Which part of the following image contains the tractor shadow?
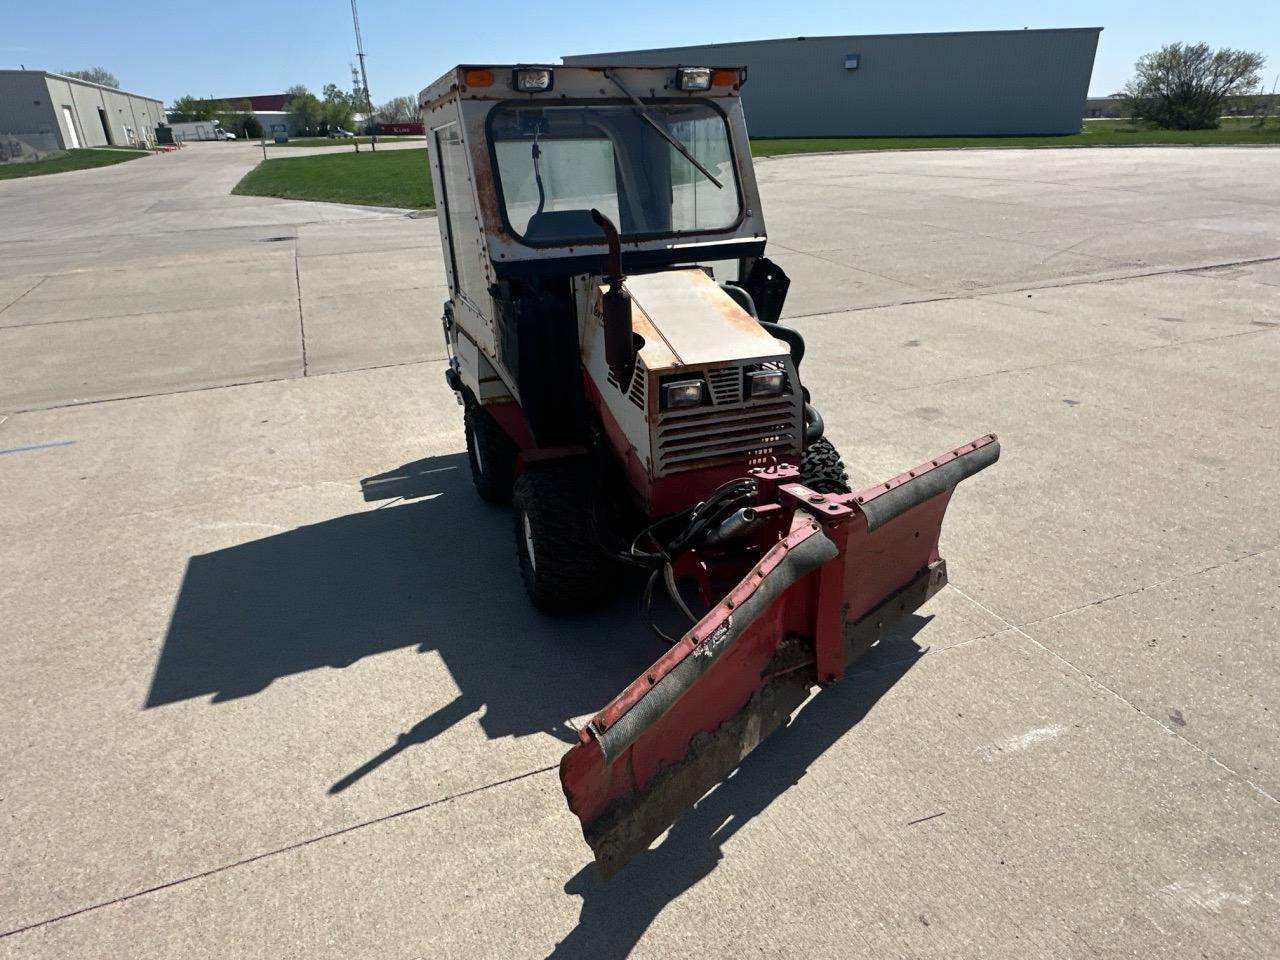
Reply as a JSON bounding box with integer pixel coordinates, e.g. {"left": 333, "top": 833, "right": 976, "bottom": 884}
{"left": 146, "top": 453, "right": 666, "bottom": 766}
{"left": 151, "top": 447, "right": 931, "bottom": 950}
{"left": 546, "top": 626, "right": 929, "bottom": 960}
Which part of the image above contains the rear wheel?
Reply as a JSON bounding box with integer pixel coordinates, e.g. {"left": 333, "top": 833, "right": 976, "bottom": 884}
{"left": 800, "top": 437, "right": 851, "bottom": 494}
{"left": 465, "top": 403, "right": 517, "bottom": 504}
{"left": 512, "top": 459, "right": 618, "bottom": 613}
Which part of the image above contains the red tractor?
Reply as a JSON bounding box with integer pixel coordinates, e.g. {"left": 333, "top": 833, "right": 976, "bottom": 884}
{"left": 420, "top": 63, "right": 998, "bottom": 876}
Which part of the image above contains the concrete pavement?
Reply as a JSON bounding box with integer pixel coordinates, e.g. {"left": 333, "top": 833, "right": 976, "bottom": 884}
{"left": 1, "top": 142, "right": 1278, "bottom": 958}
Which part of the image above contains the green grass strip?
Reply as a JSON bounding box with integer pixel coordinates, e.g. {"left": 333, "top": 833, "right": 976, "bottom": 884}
{"left": 0, "top": 148, "right": 147, "bottom": 180}
{"left": 232, "top": 148, "right": 434, "bottom": 208}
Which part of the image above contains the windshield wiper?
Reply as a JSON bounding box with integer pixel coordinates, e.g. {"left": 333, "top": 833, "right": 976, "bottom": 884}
{"left": 603, "top": 70, "right": 723, "bottom": 190}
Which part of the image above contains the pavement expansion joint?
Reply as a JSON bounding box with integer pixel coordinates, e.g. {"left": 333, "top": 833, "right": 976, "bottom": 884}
{"left": 1021, "top": 546, "right": 1280, "bottom": 630}
{"left": 0, "top": 763, "right": 560, "bottom": 942}
{"left": 866, "top": 324, "right": 1278, "bottom": 399}
{"left": 0, "top": 275, "right": 49, "bottom": 314}
{"left": 783, "top": 252, "right": 1280, "bottom": 323}
{"left": 294, "top": 243, "right": 309, "bottom": 376}
{"left": 948, "top": 584, "right": 1280, "bottom": 808}
{"left": 7, "top": 355, "right": 447, "bottom": 415}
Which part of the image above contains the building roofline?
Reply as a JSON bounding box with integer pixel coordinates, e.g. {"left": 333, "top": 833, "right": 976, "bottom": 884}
{"left": 566, "top": 26, "right": 1104, "bottom": 60}
{"left": 0, "top": 68, "right": 163, "bottom": 104}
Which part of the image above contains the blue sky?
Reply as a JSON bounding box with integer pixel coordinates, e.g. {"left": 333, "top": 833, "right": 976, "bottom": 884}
{"left": 4, "top": 1, "right": 1278, "bottom": 105}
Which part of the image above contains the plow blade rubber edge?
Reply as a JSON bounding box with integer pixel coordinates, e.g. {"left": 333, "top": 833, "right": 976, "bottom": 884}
{"left": 559, "top": 434, "right": 999, "bottom": 877}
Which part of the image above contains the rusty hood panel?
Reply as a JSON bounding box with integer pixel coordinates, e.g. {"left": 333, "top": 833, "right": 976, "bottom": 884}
{"left": 623, "top": 269, "right": 788, "bottom": 371}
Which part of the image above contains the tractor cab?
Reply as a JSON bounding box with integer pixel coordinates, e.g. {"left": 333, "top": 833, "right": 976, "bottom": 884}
{"left": 421, "top": 64, "right": 801, "bottom": 517}
{"left": 420, "top": 64, "right": 765, "bottom": 279}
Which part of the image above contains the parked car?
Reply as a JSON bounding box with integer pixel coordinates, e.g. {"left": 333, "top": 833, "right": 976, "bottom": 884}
{"left": 329, "top": 129, "right": 355, "bottom": 138}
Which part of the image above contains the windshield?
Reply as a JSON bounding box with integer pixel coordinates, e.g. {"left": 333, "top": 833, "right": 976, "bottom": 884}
{"left": 489, "top": 100, "right": 741, "bottom": 245}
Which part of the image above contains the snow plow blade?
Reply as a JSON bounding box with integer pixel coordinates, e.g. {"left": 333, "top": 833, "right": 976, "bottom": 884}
{"left": 560, "top": 434, "right": 999, "bottom": 877}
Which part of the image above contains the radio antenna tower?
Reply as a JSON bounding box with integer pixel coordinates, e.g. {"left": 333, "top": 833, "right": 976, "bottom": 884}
{"left": 349, "top": 0, "right": 376, "bottom": 149}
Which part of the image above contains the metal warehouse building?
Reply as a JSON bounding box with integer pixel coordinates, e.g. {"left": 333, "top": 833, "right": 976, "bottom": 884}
{"left": 0, "top": 70, "right": 165, "bottom": 159}
{"left": 565, "top": 28, "right": 1101, "bottom": 138}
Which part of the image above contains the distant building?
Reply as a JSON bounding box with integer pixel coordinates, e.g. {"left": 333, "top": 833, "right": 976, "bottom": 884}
{"left": 1085, "top": 96, "right": 1127, "bottom": 119}
{"left": 231, "top": 94, "right": 290, "bottom": 112}
{"left": 0, "top": 69, "right": 165, "bottom": 160}
{"left": 1085, "top": 92, "right": 1279, "bottom": 120}
{"left": 1225, "top": 92, "right": 1279, "bottom": 116}
{"left": 198, "top": 95, "right": 298, "bottom": 137}
{"left": 564, "top": 28, "right": 1102, "bottom": 138}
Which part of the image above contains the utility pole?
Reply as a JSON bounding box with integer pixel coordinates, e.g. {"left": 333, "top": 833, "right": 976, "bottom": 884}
{"left": 349, "top": 0, "right": 376, "bottom": 151}
{"left": 350, "top": 64, "right": 362, "bottom": 153}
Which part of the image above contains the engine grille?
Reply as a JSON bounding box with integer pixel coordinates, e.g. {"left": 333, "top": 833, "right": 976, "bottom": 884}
{"left": 654, "top": 395, "right": 800, "bottom": 473}
{"left": 608, "top": 363, "right": 647, "bottom": 410}
{"left": 706, "top": 367, "right": 742, "bottom": 405}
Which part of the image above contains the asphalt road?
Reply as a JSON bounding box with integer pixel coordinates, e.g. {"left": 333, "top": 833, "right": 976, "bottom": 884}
{"left": 1, "top": 141, "right": 1278, "bottom": 958}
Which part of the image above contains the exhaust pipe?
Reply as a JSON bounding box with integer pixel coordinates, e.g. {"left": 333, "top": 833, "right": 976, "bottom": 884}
{"left": 591, "top": 209, "right": 635, "bottom": 388}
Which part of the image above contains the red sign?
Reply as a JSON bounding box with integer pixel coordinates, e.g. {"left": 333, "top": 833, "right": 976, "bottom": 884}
{"left": 377, "top": 121, "right": 424, "bottom": 135}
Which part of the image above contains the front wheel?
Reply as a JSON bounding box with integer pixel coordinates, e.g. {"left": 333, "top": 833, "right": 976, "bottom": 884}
{"left": 464, "top": 403, "right": 517, "bottom": 504}
{"left": 800, "top": 437, "right": 851, "bottom": 494}
{"left": 512, "top": 459, "right": 618, "bottom": 613}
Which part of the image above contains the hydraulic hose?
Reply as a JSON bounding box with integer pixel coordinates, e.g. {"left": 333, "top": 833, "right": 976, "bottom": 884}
{"left": 759, "top": 319, "right": 805, "bottom": 370}
{"left": 720, "top": 283, "right": 806, "bottom": 370}
{"left": 803, "top": 402, "right": 825, "bottom": 445}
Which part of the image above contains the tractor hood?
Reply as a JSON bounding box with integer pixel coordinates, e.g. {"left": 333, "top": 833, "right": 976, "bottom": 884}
{"left": 621, "top": 269, "right": 788, "bottom": 372}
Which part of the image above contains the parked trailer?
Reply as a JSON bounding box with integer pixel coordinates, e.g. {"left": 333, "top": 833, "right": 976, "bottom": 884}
{"left": 167, "top": 121, "right": 232, "bottom": 142}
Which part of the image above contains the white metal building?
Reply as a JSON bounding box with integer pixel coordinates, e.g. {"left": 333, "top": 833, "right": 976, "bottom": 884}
{"left": 0, "top": 69, "right": 165, "bottom": 160}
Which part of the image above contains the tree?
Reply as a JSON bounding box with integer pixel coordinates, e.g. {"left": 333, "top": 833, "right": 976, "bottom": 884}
{"left": 322, "top": 83, "right": 352, "bottom": 108}
{"left": 320, "top": 99, "right": 354, "bottom": 133}
{"left": 318, "top": 84, "right": 355, "bottom": 132}
{"left": 1123, "top": 43, "right": 1265, "bottom": 129}
{"left": 63, "top": 67, "right": 119, "bottom": 87}
{"left": 169, "top": 95, "right": 219, "bottom": 122}
{"left": 285, "top": 85, "right": 323, "bottom": 134}
{"left": 375, "top": 95, "right": 418, "bottom": 123}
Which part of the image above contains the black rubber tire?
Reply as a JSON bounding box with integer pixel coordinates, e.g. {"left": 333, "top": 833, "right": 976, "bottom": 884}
{"left": 800, "top": 437, "right": 851, "bottom": 494}
{"left": 465, "top": 403, "right": 517, "bottom": 505}
{"left": 512, "top": 459, "right": 618, "bottom": 613}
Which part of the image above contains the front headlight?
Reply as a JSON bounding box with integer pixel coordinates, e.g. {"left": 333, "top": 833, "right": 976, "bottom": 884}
{"left": 676, "top": 67, "right": 712, "bottom": 91}
{"left": 747, "top": 369, "right": 786, "bottom": 398}
{"left": 513, "top": 68, "right": 553, "bottom": 92}
{"left": 662, "top": 379, "right": 705, "bottom": 409}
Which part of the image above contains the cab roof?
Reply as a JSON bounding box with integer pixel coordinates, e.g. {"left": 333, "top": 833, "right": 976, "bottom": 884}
{"left": 419, "top": 63, "right": 747, "bottom": 111}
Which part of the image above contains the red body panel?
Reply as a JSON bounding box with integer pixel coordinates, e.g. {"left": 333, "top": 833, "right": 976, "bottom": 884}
{"left": 484, "top": 399, "right": 537, "bottom": 450}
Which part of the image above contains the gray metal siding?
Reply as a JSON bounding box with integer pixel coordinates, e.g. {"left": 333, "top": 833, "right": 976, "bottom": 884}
{"left": 0, "top": 72, "right": 62, "bottom": 152}
{"left": 0, "top": 71, "right": 165, "bottom": 156}
{"left": 565, "top": 29, "right": 1101, "bottom": 138}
